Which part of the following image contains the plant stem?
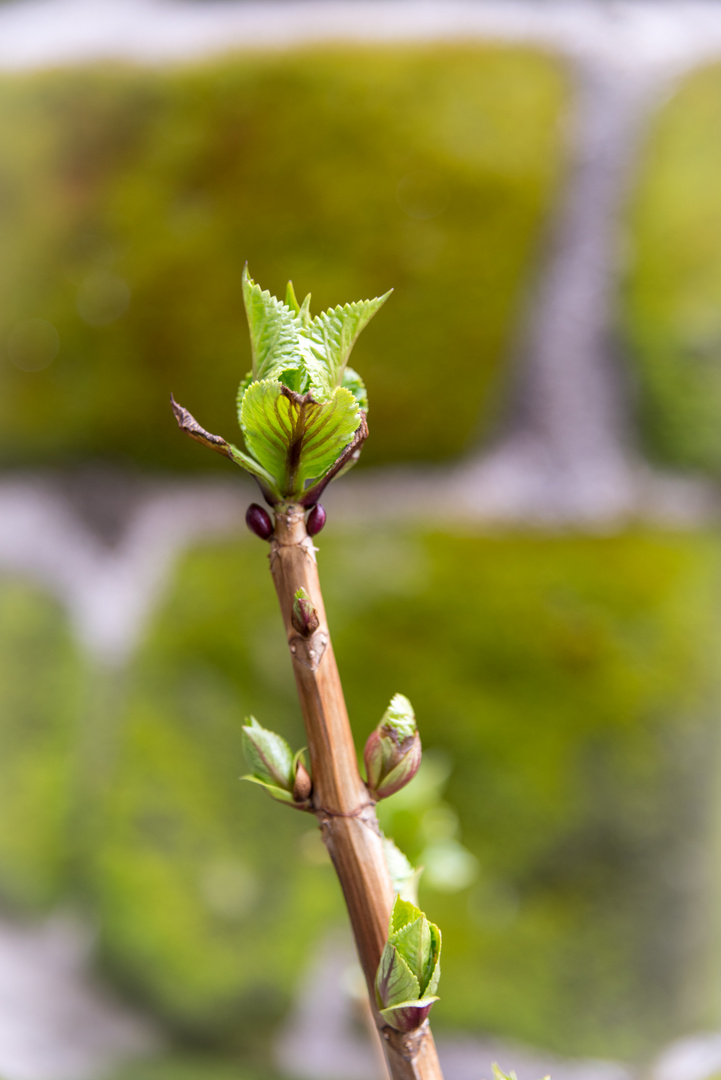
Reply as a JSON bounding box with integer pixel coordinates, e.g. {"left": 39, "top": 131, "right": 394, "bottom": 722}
{"left": 268, "top": 503, "right": 444, "bottom": 1080}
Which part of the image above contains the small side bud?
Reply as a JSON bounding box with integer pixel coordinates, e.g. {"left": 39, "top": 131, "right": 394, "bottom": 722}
{"left": 307, "top": 504, "right": 326, "bottom": 536}
{"left": 246, "top": 503, "right": 273, "bottom": 540}
{"left": 292, "top": 587, "right": 320, "bottom": 637}
{"left": 292, "top": 759, "right": 312, "bottom": 804}
{"left": 364, "top": 693, "right": 421, "bottom": 801}
{"left": 245, "top": 503, "right": 273, "bottom": 540}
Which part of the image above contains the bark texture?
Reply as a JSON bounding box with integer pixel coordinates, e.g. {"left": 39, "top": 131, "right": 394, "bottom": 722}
{"left": 268, "top": 502, "right": 443, "bottom": 1080}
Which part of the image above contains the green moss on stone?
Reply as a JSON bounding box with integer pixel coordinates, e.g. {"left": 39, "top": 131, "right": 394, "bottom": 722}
{"left": 0, "top": 47, "right": 565, "bottom": 470}
{"left": 0, "top": 579, "right": 83, "bottom": 910}
{"left": 625, "top": 61, "right": 721, "bottom": 474}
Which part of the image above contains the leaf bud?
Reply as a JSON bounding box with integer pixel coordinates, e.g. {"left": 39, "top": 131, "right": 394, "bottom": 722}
{"left": 375, "top": 896, "right": 441, "bottom": 1032}
{"left": 307, "top": 503, "right": 326, "bottom": 536}
{"left": 292, "top": 759, "right": 312, "bottom": 804}
{"left": 242, "top": 718, "right": 312, "bottom": 809}
{"left": 246, "top": 503, "right": 273, "bottom": 540}
{"left": 364, "top": 693, "right": 421, "bottom": 801}
{"left": 291, "top": 587, "right": 320, "bottom": 637}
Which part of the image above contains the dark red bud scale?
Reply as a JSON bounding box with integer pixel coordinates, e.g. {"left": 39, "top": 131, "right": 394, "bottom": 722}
{"left": 246, "top": 503, "right": 273, "bottom": 540}
{"left": 307, "top": 504, "right": 326, "bottom": 536}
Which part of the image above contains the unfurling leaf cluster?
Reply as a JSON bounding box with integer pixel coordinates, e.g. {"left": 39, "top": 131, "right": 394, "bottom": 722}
{"left": 368, "top": 694, "right": 425, "bottom": 902}
{"left": 233, "top": 268, "right": 390, "bottom": 505}
{"left": 242, "top": 717, "right": 311, "bottom": 809}
{"left": 375, "top": 895, "right": 441, "bottom": 1032}
{"left": 171, "top": 268, "right": 390, "bottom": 507}
{"left": 364, "top": 692, "right": 422, "bottom": 800}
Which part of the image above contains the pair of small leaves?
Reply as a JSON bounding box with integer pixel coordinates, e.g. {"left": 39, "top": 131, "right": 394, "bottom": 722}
{"left": 375, "top": 896, "right": 441, "bottom": 1032}
{"left": 241, "top": 717, "right": 311, "bottom": 808}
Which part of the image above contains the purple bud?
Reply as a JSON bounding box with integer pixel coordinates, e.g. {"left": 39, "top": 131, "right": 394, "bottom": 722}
{"left": 246, "top": 503, "right": 273, "bottom": 540}
{"left": 307, "top": 504, "right": 326, "bottom": 536}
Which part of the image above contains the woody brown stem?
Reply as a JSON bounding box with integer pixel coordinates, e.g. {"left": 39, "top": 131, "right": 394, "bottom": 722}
{"left": 268, "top": 503, "right": 444, "bottom": 1080}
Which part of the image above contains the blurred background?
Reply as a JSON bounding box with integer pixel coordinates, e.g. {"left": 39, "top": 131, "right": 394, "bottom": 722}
{"left": 3, "top": 2, "right": 721, "bottom": 1078}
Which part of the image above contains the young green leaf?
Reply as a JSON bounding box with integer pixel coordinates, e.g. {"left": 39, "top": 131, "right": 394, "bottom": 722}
{"left": 342, "top": 366, "right": 369, "bottom": 411}
{"left": 376, "top": 943, "right": 420, "bottom": 1011}
{"left": 242, "top": 720, "right": 312, "bottom": 809}
{"left": 242, "top": 774, "right": 297, "bottom": 805}
{"left": 242, "top": 717, "right": 294, "bottom": 791}
{"left": 285, "top": 280, "right": 301, "bottom": 315}
{"left": 242, "top": 266, "right": 302, "bottom": 383}
{"left": 226, "top": 442, "right": 281, "bottom": 498}
{"left": 393, "top": 916, "right": 431, "bottom": 989}
{"left": 383, "top": 693, "right": 417, "bottom": 741}
{"left": 391, "top": 896, "right": 421, "bottom": 936}
{"left": 236, "top": 371, "right": 253, "bottom": 425}
{"left": 240, "top": 380, "right": 360, "bottom": 498}
{"left": 297, "top": 290, "right": 312, "bottom": 326}
{"left": 296, "top": 387, "right": 360, "bottom": 486}
{"left": 424, "top": 922, "right": 442, "bottom": 997}
{"left": 239, "top": 379, "right": 294, "bottom": 484}
{"left": 306, "top": 293, "right": 392, "bottom": 389}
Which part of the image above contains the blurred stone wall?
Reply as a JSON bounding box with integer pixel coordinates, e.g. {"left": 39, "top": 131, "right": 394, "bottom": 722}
{"left": 3, "top": 4, "right": 721, "bottom": 1079}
